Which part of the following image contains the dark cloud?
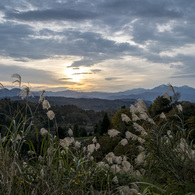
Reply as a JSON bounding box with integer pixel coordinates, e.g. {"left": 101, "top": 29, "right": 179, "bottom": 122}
{"left": 91, "top": 69, "right": 102, "bottom": 73}
{"left": 105, "top": 77, "right": 119, "bottom": 81}
{"left": 6, "top": 8, "right": 99, "bottom": 21}
{"left": 0, "top": 23, "right": 140, "bottom": 62}
{"left": 102, "top": 0, "right": 183, "bottom": 19}
{"left": 58, "top": 78, "right": 72, "bottom": 81}
{"left": 70, "top": 58, "right": 95, "bottom": 67}
{"left": 0, "top": 64, "right": 59, "bottom": 85}
{"left": 0, "top": 0, "right": 195, "bottom": 88}
{"left": 170, "top": 74, "right": 195, "bottom": 78}
{"left": 73, "top": 72, "right": 92, "bottom": 75}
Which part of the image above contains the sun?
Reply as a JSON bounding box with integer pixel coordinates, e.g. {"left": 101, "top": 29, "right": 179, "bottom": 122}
{"left": 65, "top": 67, "right": 84, "bottom": 82}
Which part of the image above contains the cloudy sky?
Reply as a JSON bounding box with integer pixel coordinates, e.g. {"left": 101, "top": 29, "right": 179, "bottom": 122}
{"left": 0, "top": 0, "right": 195, "bottom": 92}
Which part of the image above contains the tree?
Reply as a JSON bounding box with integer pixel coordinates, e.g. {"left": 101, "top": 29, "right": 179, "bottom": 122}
{"left": 111, "top": 108, "right": 132, "bottom": 134}
{"left": 94, "top": 123, "right": 100, "bottom": 134}
{"left": 100, "top": 113, "right": 110, "bottom": 135}
{"left": 73, "top": 124, "right": 79, "bottom": 137}
{"left": 148, "top": 96, "right": 171, "bottom": 117}
{"left": 57, "top": 126, "right": 67, "bottom": 139}
{"left": 79, "top": 127, "right": 87, "bottom": 137}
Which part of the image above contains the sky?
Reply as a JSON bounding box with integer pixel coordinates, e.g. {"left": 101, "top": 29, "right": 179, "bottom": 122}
{"left": 0, "top": 0, "right": 195, "bottom": 92}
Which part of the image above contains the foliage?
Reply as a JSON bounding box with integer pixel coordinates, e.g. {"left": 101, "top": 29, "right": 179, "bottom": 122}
{"left": 99, "top": 113, "right": 110, "bottom": 135}
{"left": 0, "top": 77, "right": 195, "bottom": 194}
{"left": 148, "top": 96, "right": 171, "bottom": 117}
{"left": 111, "top": 108, "right": 133, "bottom": 134}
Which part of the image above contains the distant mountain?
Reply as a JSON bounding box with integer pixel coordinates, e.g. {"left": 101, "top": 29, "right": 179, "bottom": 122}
{"left": 14, "top": 96, "right": 139, "bottom": 112}
{"left": 0, "top": 88, "right": 21, "bottom": 97}
{"left": 44, "top": 84, "right": 195, "bottom": 102}
{"left": 0, "top": 85, "right": 195, "bottom": 103}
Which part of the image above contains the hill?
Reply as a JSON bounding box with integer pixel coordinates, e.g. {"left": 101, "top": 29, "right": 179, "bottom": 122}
{"left": 0, "top": 85, "right": 195, "bottom": 106}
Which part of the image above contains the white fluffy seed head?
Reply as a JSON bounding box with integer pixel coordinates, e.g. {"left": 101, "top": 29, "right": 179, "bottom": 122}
{"left": 113, "top": 156, "right": 122, "bottom": 164}
{"left": 19, "top": 87, "right": 31, "bottom": 99}
{"left": 74, "top": 141, "right": 81, "bottom": 148}
{"left": 130, "top": 105, "right": 137, "bottom": 114}
{"left": 68, "top": 128, "right": 73, "bottom": 137}
{"left": 135, "top": 99, "right": 147, "bottom": 112}
{"left": 120, "top": 138, "right": 128, "bottom": 146}
{"left": 92, "top": 136, "right": 97, "bottom": 143}
{"left": 12, "top": 73, "right": 21, "bottom": 87}
{"left": 133, "top": 123, "right": 147, "bottom": 136}
{"left": 108, "top": 129, "right": 120, "bottom": 138}
{"left": 42, "top": 100, "right": 51, "bottom": 110}
{"left": 87, "top": 144, "right": 95, "bottom": 154}
{"left": 147, "top": 118, "right": 155, "bottom": 125}
{"left": 135, "top": 152, "right": 146, "bottom": 165}
{"left": 110, "top": 164, "right": 121, "bottom": 174}
{"left": 39, "top": 90, "right": 45, "bottom": 102}
{"left": 16, "top": 134, "right": 22, "bottom": 141}
{"left": 95, "top": 143, "right": 100, "bottom": 151}
{"left": 122, "top": 160, "right": 131, "bottom": 170}
{"left": 121, "top": 113, "right": 131, "bottom": 123}
{"left": 132, "top": 113, "right": 140, "bottom": 121}
{"left": 106, "top": 152, "right": 115, "bottom": 159}
{"left": 112, "top": 176, "right": 119, "bottom": 184}
{"left": 60, "top": 137, "right": 74, "bottom": 148}
{"left": 139, "top": 112, "right": 149, "bottom": 121}
{"left": 163, "top": 92, "right": 171, "bottom": 102}
{"left": 137, "top": 137, "right": 145, "bottom": 144}
{"left": 176, "top": 104, "right": 183, "bottom": 112}
{"left": 160, "top": 112, "right": 166, "bottom": 120}
{"left": 40, "top": 128, "right": 48, "bottom": 136}
{"left": 47, "top": 110, "right": 55, "bottom": 120}
{"left": 106, "top": 157, "right": 113, "bottom": 164}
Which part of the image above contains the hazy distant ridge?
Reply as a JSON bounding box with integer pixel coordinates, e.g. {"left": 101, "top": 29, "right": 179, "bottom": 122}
{"left": 0, "top": 85, "right": 195, "bottom": 102}
{"left": 44, "top": 84, "right": 195, "bottom": 102}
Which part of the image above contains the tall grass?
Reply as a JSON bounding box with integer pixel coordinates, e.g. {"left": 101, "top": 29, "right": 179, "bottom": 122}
{"left": 0, "top": 76, "right": 194, "bottom": 194}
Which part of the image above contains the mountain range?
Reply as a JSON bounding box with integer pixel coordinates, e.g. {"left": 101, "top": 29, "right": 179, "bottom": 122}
{"left": 0, "top": 84, "right": 195, "bottom": 103}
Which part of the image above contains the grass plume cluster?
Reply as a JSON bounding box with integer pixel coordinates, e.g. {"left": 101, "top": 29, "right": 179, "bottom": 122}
{"left": 0, "top": 74, "right": 194, "bottom": 194}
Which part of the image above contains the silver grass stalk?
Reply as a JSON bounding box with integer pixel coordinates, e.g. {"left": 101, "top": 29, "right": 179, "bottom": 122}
{"left": 163, "top": 92, "right": 171, "bottom": 102}
{"left": 19, "top": 85, "right": 31, "bottom": 99}
{"left": 167, "top": 83, "right": 175, "bottom": 94}
{"left": 121, "top": 113, "right": 131, "bottom": 123}
{"left": 0, "top": 83, "right": 6, "bottom": 94}
{"left": 0, "top": 83, "right": 5, "bottom": 90}
{"left": 39, "top": 90, "right": 45, "bottom": 102}
{"left": 108, "top": 129, "right": 120, "bottom": 138}
{"left": 12, "top": 73, "right": 21, "bottom": 88}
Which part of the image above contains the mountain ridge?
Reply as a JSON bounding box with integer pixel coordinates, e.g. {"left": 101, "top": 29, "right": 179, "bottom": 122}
{"left": 0, "top": 84, "right": 195, "bottom": 102}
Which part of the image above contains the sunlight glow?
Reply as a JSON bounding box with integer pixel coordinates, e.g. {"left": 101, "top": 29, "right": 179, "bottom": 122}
{"left": 65, "top": 67, "right": 86, "bottom": 82}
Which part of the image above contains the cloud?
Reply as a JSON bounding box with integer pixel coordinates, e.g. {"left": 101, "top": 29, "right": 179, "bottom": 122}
{"left": 0, "top": 0, "right": 195, "bottom": 90}
{"left": 102, "top": 0, "right": 183, "bottom": 19}
{"left": 105, "top": 77, "right": 120, "bottom": 81}
{"left": 0, "top": 64, "right": 59, "bottom": 85}
{"left": 58, "top": 78, "right": 72, "bottom": 81}
{"left": 73, "top": 72, "right": 92, "bottom": 75}
{"left": 6, "top": 8, "right": 99, "bottom": 21}
{"left": 91, "top": 69, "right": 102, "bottom": 73}
{"left": 170, "top": 74, "right": 195, "bottom": 78}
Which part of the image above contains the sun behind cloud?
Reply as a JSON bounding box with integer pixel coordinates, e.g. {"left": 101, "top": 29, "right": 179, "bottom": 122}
{"left": 65, "top": 67, "right": 86, "bottom": 82}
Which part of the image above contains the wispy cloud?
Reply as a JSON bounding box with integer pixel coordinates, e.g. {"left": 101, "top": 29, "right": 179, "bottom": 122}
{"left": 105, "top": 77, "right": 120, "bottom": 81}
{"left": 73, "top": 72, "right": 92, "bottom": 75}
{"left": 6, "top": 8, "right": 99, "bottom": 21}
{"left": 0, "top": 0, "right": 195, "bottom": 91}
{"left": 91, "top": 69, "right": 102, "bottom": 73}
{"left": 170, "top": 74, "right": 195, "bottom": 78}
{"left": 58, "top": 78, "right": 72, "bottom": 81}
